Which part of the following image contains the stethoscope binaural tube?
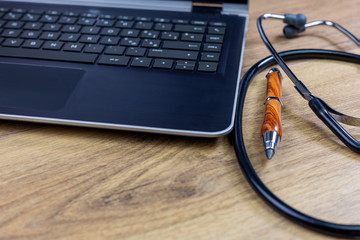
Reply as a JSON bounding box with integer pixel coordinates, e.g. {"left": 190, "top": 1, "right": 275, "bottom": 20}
{"left": 234, "top": 49, "right": 360, "bottom": 238}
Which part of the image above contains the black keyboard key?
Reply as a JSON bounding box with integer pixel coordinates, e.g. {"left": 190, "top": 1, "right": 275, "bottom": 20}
{"left": 175, "top": 60, "right": 196, "bottom": 71}
{"left": 58, "top": 16, "right": 77, "bottom": 24}
{"left": 83, "top": 44, "right": 104, "bottom": 54}
{"left": 160, "top": 32, "right": 179, "bottom": 41}
{"left": 0, "top": 46, "right": 97, "bottom": 63}
{"left": 162, "top": 41, "right": 200, "bottom": 51}
{"left": 120, "top": 37, "right": 140, "bottom": 47}
{"left": 131, "top": 57, "right": 151, "bottom": 68}
{"left": 79, "top": 35, "right": 100, "bottom": 43}
{"left": 43, "top": 23, "right": 62, "bottom": 31}
{"left": 201, "top": 52, "right": 220, "bottom": 62}
{"left": 64, "top": 12, "right": 79, "bottom": 17}
{"left": 209, "top": 22, "right": 226, "bottom": 27}
{"left": 100, "top": 14, "right": 116, "bottom": 20}
{"left": 28, "top": 9, "right": 44, "bottom": 15}
{"left": 208, "top": 27, "right": 226, "bottom": 35}
{"left": 42, "top": 41, "right": 63, "bottom": 50}
{"left": 96, "top": 19, "right": 115, "bottom": 27}
{"left": 46, "top": 10, "right": 61, "bottom": 16}
{"left": 21, "top": 13, "right": 41, "bottom": 22}
{"left": 115, "top": 20, "right": 134, "bottom": 29}
{"left": 23, "top": 22, "right": 42, "bottom": 30}
{"left": 60, "top": 33, "right": 80, "bottom": 42}
{"left": 104, "top": 46, "right": 125, "bottom": 55}
{"left": 100, "top": 36, "right": 120, "bottom": 45}
{"left": 140, "top": 30, "right": 159, "bottom": 39}
{"left": 100, "top": 28, "right": 120, "bottom": 36}
{"left": 191, "top": 21, "right": 207, "bottom": 25}
{"left": 120, "top": 29, "right": 140, "bottom": 37}
{"left": 40, "top": 14, "right": 59, "bottom": 23}
{"left": 136, "top": 17, "right": 151, "bottom": 22}
{"left": 22, "top": 39, "right": 43, "bottom": 49}
{"left": 141, "top": 39, "right": 160, "bottom": 48}
{"left": 62, "top": 25, "right": 81, "bottom": 33}
{"left": 117, "top": 16, "right": 134, "bottom": 20}
{"left": 1, "top": 29, "right": 21, "bottom": 38}
{"left": 12, "top": 8, "right": 26, "bottom": 13}
{"left": 98, "top": 55, "right": 130, "bottom": 66}
{"left": 154, "top": 18, "right": 170, "bottom": 23}
{"left": 81, "top": 13, "right": 97, "bottom": 18}
{"left": 174, "top": 24, "right": 205, "bottom": 33}
{"left": 205, "top": 35, "right": 224, "bottom": 43}
{"left": 2, "top": 38, "right": 23, "bottom": 47}
{"left": 148, "top": 49, "right": 198, "bottom": 60}
{"left": 63, "top": 42, "right": 84, "bottom": 52}
{"left": 126, "top": 47, "right": 146, "bottom": 57}
{"left": 5, "top": 21, "right": 24, "bottom": 29}
{"left": 181, "top": 33, "right": 203, "bottom": 42}
{"left": 203, "top": 43, "right": 222, "bottom": 52}
{"left": 198, "top": 62, "right": 218, "bottom": 72}
{"left": 154, "top": 23, "right": 173, "bottom": 31}
{"left": 4, "top": 12, "right": 22, "bottom": 20}
{"left": 40, "top": 32, "right": 60, "bottom": 40}
{"left": 135, "top": 21, "right": 153, "bottom": 30}
{"left": 172, "top": 19, "right": 189, "bottom": 24}
{"left": 77, "top": 18, "right": 96, "bottom": 26}
{"left": 153, "top": 59, "right": 173, "bottom": 69}
{"left": 81, "top": 26, "right": 100, "bottom": 35}
{"left": 20, "top": 30, "right": 41, "bottom": 39}
{"left": 0, "top": 8, "right": 10, "bottom": 13}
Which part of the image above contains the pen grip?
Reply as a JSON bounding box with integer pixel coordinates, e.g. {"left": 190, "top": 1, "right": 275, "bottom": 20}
{"left": 260, "top": 70, "right": 282, "bottom": 138}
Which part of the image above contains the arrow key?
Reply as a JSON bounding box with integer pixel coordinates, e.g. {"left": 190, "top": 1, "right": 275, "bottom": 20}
{"left": 198, "top": 62, "right": 218, "bottom": 72}
{"left": 175, "top": 60, "right": 196, "bottom": 71}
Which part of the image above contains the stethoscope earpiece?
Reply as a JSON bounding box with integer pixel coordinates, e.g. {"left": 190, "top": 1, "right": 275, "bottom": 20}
{"left": 283, "top": 13, "right": 307, "bottom": 28}
{"left": 283, "top": 25, "right": 305, "bottom": 38}
{"left": 282, "top": 13, "right": 307, "bottom": 38}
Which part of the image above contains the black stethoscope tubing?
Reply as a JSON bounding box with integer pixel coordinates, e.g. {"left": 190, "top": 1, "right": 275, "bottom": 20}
{"left": 234, "top": 49, "right": 360, "bottom": 238}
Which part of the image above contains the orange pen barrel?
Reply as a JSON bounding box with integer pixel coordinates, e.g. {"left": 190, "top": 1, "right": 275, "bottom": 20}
{"left": 260, "top": 68, "right": 282, "bottom": 138}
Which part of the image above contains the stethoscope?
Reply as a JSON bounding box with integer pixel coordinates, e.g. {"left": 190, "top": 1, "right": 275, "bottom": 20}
{"left": 234, "top": 13, "right": 360, "bottom": 237}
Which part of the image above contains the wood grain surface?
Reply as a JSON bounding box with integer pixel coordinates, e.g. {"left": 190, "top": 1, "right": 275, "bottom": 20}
{"left": 0, "top": 0, "right": 359, "bottom": 239}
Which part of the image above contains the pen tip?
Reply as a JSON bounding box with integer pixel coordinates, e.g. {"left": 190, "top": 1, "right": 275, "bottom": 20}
{"left": 265, "top": 149, "right": 275, "bottom": 159}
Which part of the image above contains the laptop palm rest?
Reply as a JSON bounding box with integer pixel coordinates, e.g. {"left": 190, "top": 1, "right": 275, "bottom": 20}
{"left": 0, "top": 63, "right": 84, "bottom": 111}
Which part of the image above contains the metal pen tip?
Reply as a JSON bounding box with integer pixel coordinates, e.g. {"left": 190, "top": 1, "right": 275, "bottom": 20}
{"left": 265, "top": 149, "right": 275, "bottom": 159}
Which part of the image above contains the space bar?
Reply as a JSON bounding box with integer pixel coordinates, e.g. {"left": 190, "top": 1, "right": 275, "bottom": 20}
{"left": 0, "top": 47, "right": 97, "bottom": 63}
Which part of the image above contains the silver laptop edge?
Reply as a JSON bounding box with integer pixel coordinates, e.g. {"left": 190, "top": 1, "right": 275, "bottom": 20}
{"left": 3, "top": 0, "right": 248, "bottom": 15}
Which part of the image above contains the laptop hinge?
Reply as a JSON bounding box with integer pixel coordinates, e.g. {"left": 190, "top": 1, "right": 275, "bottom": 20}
{"left": 192, "top": 1, "right": 222, "bottom": 14}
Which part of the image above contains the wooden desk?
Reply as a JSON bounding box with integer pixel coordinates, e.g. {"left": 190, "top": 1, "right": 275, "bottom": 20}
{"left": 1, "top": 0, "right": 359, "bottom": 239}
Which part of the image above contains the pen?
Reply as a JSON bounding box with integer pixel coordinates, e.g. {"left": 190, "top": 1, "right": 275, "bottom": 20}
{"left": 260, "top": 68, "right": 282, "bottom": 159}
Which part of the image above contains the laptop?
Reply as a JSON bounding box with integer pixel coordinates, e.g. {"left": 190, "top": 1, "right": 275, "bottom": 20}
{"left": 0, "top": 0, "right": 248, "bottom": 137}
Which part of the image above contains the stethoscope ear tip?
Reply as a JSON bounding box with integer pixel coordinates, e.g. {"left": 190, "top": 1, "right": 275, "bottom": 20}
{"left": 283, "top": 25, "right": 305, "bottom": 38}
{"left": 284, "top": 13, "right": 307, "bottom": 28}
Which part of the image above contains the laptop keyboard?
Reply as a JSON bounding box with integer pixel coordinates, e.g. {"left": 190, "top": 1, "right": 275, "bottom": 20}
{"left": 0, "top": 7, "right": 226, "bottom": 73}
